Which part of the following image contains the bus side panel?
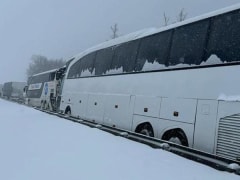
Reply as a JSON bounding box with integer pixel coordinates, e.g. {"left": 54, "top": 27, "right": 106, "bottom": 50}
{"left": 87, "top": 94, "right": 106, "bottom": 124}
{"left": 60, "top": 92, "right": 73, "bottom": 113}
{"left": 194, "top": 100, "right": 218, "bottom": 154}
{"left": 41, "top": 82, "right": 50, "bottom": 101}
{"left": 133, "top": 96, "right": 162, "bottom": 118}
{"left": 160, "top": 98, "right": 197, "bottom": 124}
{"left": 103, "top": 94, "right": 132, "bottom": 130}
{"left": 28, "top": 98, "right": 42, "bottom": 108}
{"left": 71, "top": 93, "right": 88, "bottom": 119}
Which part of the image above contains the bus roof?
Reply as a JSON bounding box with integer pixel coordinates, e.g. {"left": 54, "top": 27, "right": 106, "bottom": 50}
{"left": 31, "top": 68, "right": 58, "bottom": 77}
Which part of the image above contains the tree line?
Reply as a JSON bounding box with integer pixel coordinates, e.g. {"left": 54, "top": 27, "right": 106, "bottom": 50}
{"left": 26, "top": 55, "right": 66, "bottom": 77}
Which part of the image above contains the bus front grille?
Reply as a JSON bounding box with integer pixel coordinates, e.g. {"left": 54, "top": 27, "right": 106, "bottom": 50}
{"left": 216, "top": 114, "right": 240, "bottom": 161}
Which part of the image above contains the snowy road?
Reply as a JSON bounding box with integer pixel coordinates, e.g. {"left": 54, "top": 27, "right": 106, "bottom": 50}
{"left": 0, "top": 99, "right": 238, "bottom": 180}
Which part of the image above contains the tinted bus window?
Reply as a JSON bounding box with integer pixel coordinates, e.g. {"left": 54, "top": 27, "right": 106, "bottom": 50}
{"left": 205, "top": 10, "right": 240, "bottom": 64}
{"left": 67, "top": 60, "right": 81, "bottom": 78}
{"left": 110, "top": 40, "right": 140, "bottom": 74}
{"left": 30, "top": 73, "right": 50, "bottom": 83}
{"left": 169, "top": 20, "right": 209, "bottom": 66}
{"left": 68, "top": 53, "right": 96, "bottom": 78}
{"left": 79, "top": 52, "right": 96, "bottom": 77}
{"left": 95, "top": 47, "right": 114, "bottom": 76}
{"left": 136, "top": 30, "right": 172, "bottom": 71}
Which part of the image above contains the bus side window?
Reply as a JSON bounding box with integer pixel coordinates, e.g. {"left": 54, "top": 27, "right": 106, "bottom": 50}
{"left": 136, "top": 30, "right": 172, "bottom": 71}
{"left": 94, "top": 47, "right": 114, "bottom": 76}
{"left": 111, "top": 40, "right": 139, "bottom": 74}
{"left": 169, "top": 19, "right": 209, "bottom": 66}
{"left": 205, "top": 10, "right": 240, "bottom": 63}
{"left": 79, "top": 52, "right": 96, "bottom": 77}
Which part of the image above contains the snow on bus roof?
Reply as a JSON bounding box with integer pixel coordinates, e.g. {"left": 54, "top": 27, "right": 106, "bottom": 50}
{"left": 31, "top": 68, "right": 58, "bottom": 77}
{"left": 70, "top": 28, "right": 157, "bottom": 63}
{"left": 70, "top": 3, "right": 240, "bottom": 66}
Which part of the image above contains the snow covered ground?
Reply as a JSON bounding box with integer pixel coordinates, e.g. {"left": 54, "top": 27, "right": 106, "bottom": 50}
{"left": 0, "top": 99, "right": 238, "bottom": 180}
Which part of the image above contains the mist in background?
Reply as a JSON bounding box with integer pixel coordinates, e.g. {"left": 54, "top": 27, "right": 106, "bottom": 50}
{"left": 0, "top": 0, "right": 239, "bottom": 83}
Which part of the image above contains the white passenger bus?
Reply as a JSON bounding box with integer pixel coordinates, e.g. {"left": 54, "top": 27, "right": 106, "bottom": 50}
{"left": 27, "top": 68, "right": 65, "bottom": 111}
{"left": 60, "top": 4, "right": 240, "bottom": 161}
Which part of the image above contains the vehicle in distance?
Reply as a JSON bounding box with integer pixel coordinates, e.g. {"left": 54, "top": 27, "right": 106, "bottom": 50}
{"left": 2, "top": 82, "right": 27, "bottom": 102}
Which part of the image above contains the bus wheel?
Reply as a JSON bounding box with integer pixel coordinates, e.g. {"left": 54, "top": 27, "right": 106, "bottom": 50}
{"left": 65, "top": 107, "right": 71, "bottom": 116}
{"left": 136, "top": 123, "right": 154, "bottom": 137}
{"left": 162, "top": 129, "right": 188, "bottom": 146}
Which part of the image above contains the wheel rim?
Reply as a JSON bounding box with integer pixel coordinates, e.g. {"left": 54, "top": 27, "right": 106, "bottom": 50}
{"left": 140, "top": 129, "right": 151, "bottom": 136}
{"left": 66, "top": 110, "right": 71, "bottom": 116}
{"left": 168, "top": 137, "right": 182, "bottom": 145}
{"left": 139, "top": 124, "right": 154, "bottom": 137}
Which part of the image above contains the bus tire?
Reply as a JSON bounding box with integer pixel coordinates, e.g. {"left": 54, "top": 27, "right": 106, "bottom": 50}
{"left": 136, "top": 123, "right": 154, "bottom": 137}
{"left": 162, "top": 129, "right": 188, "bottom": 146}
{"left": 65, "top": 106, "right": 71, "bottom": 116}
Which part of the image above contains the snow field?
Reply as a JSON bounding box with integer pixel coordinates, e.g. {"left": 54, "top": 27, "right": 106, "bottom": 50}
{"left": 0, "top": 99, "right": 238, "bottom": 180}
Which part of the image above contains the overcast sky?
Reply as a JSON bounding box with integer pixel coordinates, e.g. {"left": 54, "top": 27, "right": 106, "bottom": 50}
{"left": 0, "top": 0, "right": 239, "bottom": 83}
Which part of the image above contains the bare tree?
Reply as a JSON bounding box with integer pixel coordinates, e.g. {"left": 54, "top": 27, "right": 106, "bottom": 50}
{"left": 176, "top": 8, "right": 187, "bottom": 22}
{"left": 26, "top": 55, "right": 65, "bottom": 77}
{"left": 110, "top": 23, "right": 119, "bottom": 39}
{"left": 163, "top": 12, "right": 170, "bottom": 26}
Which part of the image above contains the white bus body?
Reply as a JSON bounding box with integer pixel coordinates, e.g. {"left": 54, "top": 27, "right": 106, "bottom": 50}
{"left": 27, "top": 68, "right": 64, "bottom": 111}
{"left": 60, "top": 4, "right": 240, "bottom": 161}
